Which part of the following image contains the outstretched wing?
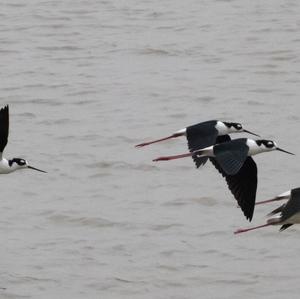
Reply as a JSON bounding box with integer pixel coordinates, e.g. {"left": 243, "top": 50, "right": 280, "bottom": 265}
{"left": 186, "top": 121, "right": 218, "bottom": 168}
{"left": 0, "top": 105, "right": 9, "bottom": 157}
{"left": 209, "top": 137, "right": 257, "bottom": 221}
{"left": 210, "top": 156, "right": 257, "bottom": 221}
{"left": 213, "top": 138, "right": 249, "bottom": 175}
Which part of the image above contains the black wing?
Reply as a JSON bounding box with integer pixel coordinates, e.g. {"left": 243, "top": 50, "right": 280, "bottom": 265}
{"left": 280, "top": 188, "right": 300, "bottom": 222}
{"left": 209, "top": 137, "right": 257, "bottom": 221}
{"left": 186, "top": 120, "right": 218, "bottom": 168}
{"left": 210, "top": 156, "right": 257, "bottom": 221}
{"left": 213, "top": 138, "right": 249, "bottom": 175}
{"left": 215, "top": 135, "right": 231, "bottom": 144}
{"left": 0, "top": 105, "right": 9, "bottom": 154}
{"left": 280, "top": 224, "right": 293, "bottom": 231}
{"left": 268, "top": 204, "right": 285, "bottom": 216}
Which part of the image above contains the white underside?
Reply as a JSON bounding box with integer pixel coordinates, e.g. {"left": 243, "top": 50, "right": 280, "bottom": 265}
{"left": 282, "top": 212, "right": 300, "bottom": 224}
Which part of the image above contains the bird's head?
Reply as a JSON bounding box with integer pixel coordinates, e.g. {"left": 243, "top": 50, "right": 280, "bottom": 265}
{"left": 221, "top": 122, "right": 260, "bottom": 136}
{"left": 9, "top": 158, "right": 47, "bottom": 173}
{"left": 255, "top": 140, "right": 294, "bottom": 155}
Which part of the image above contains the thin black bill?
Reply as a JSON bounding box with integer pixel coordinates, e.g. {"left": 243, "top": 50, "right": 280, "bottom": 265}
{"left": 28, "top": 165, "right": 47, "bottom": 173}
{"left": 276, "top": 148, "right": 295, "bottom": 155}
{"left": 243, "top": 129, "right": 260, "bottom": 137}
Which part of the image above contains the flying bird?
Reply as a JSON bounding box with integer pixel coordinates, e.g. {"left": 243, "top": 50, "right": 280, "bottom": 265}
{"left": 0, "top": 105, "right": 46, "bottom": 174}
{"left": 136, "top": 120, "right": 259, "bottom": 168}
{"left": 153, "top": 138, "right": 294, "bottom": 221}
{"left": 235, "top": 187, "right": 300, "bottom": 234}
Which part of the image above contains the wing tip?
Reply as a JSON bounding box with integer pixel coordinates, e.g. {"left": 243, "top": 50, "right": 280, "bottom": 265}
{"left": 280, "top": 224, "right": 293, "bottom": 231}
{"left": 0, "top": 105, "right": 9, "bottom": 112}
{"left": 242, "top": 205, "right": 255, "bottom": 222}
{"left": 192, "top": 156, "right": 208, "bottom": 168}
{"left": 246, "top": 214, "right": 253, "bottom": 222}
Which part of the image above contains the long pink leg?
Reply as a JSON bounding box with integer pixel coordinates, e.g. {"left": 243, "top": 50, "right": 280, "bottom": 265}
{"left": 135, "top": 133, "right": 184, "bottom": 147}
{"left": 234, "top": 223, "right": 271, "bottom": 234}
{"left": 153, "top": 152, "right": 194, "bottom": 161}
{"left": 256, "top": 197, "right": 286, "bottom": 205}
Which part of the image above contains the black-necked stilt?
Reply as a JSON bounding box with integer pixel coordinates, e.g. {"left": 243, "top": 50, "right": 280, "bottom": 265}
{"left": 234, "top": 187, "right": 300, "bottom": 234}
{"left": 136, "top": 120, "right": 259, "bottom": 167}
{"left": 153, "top": 138, "right": 294, "bottom": 221}
{"left": 0, "top": 105, "right": 46, "bottom": 174}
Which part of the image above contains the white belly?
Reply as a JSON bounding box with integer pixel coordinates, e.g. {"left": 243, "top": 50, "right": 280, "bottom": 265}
{"left": 283, "top": 212, "right": 300, "bottom": 224}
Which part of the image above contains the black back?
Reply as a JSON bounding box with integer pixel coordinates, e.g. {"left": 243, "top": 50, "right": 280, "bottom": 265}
{"left": 209, "top": 136, "right": 257, "bottom": 221}
{"left": 0, "top": 105, "right": 9, "bottom": 154}
{"left": 213, "top": 138, "right": 249, "bottom": 175}
{"left": 186, "top": 120, "right": 218, "bottom": 168}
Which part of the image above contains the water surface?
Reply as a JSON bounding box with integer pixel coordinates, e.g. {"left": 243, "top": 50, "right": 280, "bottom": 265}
{"left": 0, "top": 1, "right": 300, "bottom": 298}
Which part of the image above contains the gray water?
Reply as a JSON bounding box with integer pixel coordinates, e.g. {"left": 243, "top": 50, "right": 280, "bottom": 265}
{"left": 0, "top": 0, "right": 300, "bottom": 298}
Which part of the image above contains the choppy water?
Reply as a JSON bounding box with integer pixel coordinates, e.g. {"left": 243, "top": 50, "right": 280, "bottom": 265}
{"left": 0, "top": 0, "right": 300, "bottom": 298}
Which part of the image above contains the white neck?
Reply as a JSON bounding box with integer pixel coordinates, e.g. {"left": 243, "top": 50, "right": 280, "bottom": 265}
{"left": 0, "top": 158, "right": 19, "bottom": 174}
{"left": 215, "top": 121, "right": 228, "bottom": 135}
{"left": 246, "top": 139, "right": 273, "bottom": 156}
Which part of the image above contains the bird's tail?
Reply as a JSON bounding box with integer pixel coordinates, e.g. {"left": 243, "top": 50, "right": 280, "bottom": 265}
{"left": 267, "top": 205, "right": 285, "bottom": 217}
{"left": 153, "top": 149, "right": 209, "bottom": 162}
{"left": 266, "top": 216, "right": 282, "bottom": 225}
